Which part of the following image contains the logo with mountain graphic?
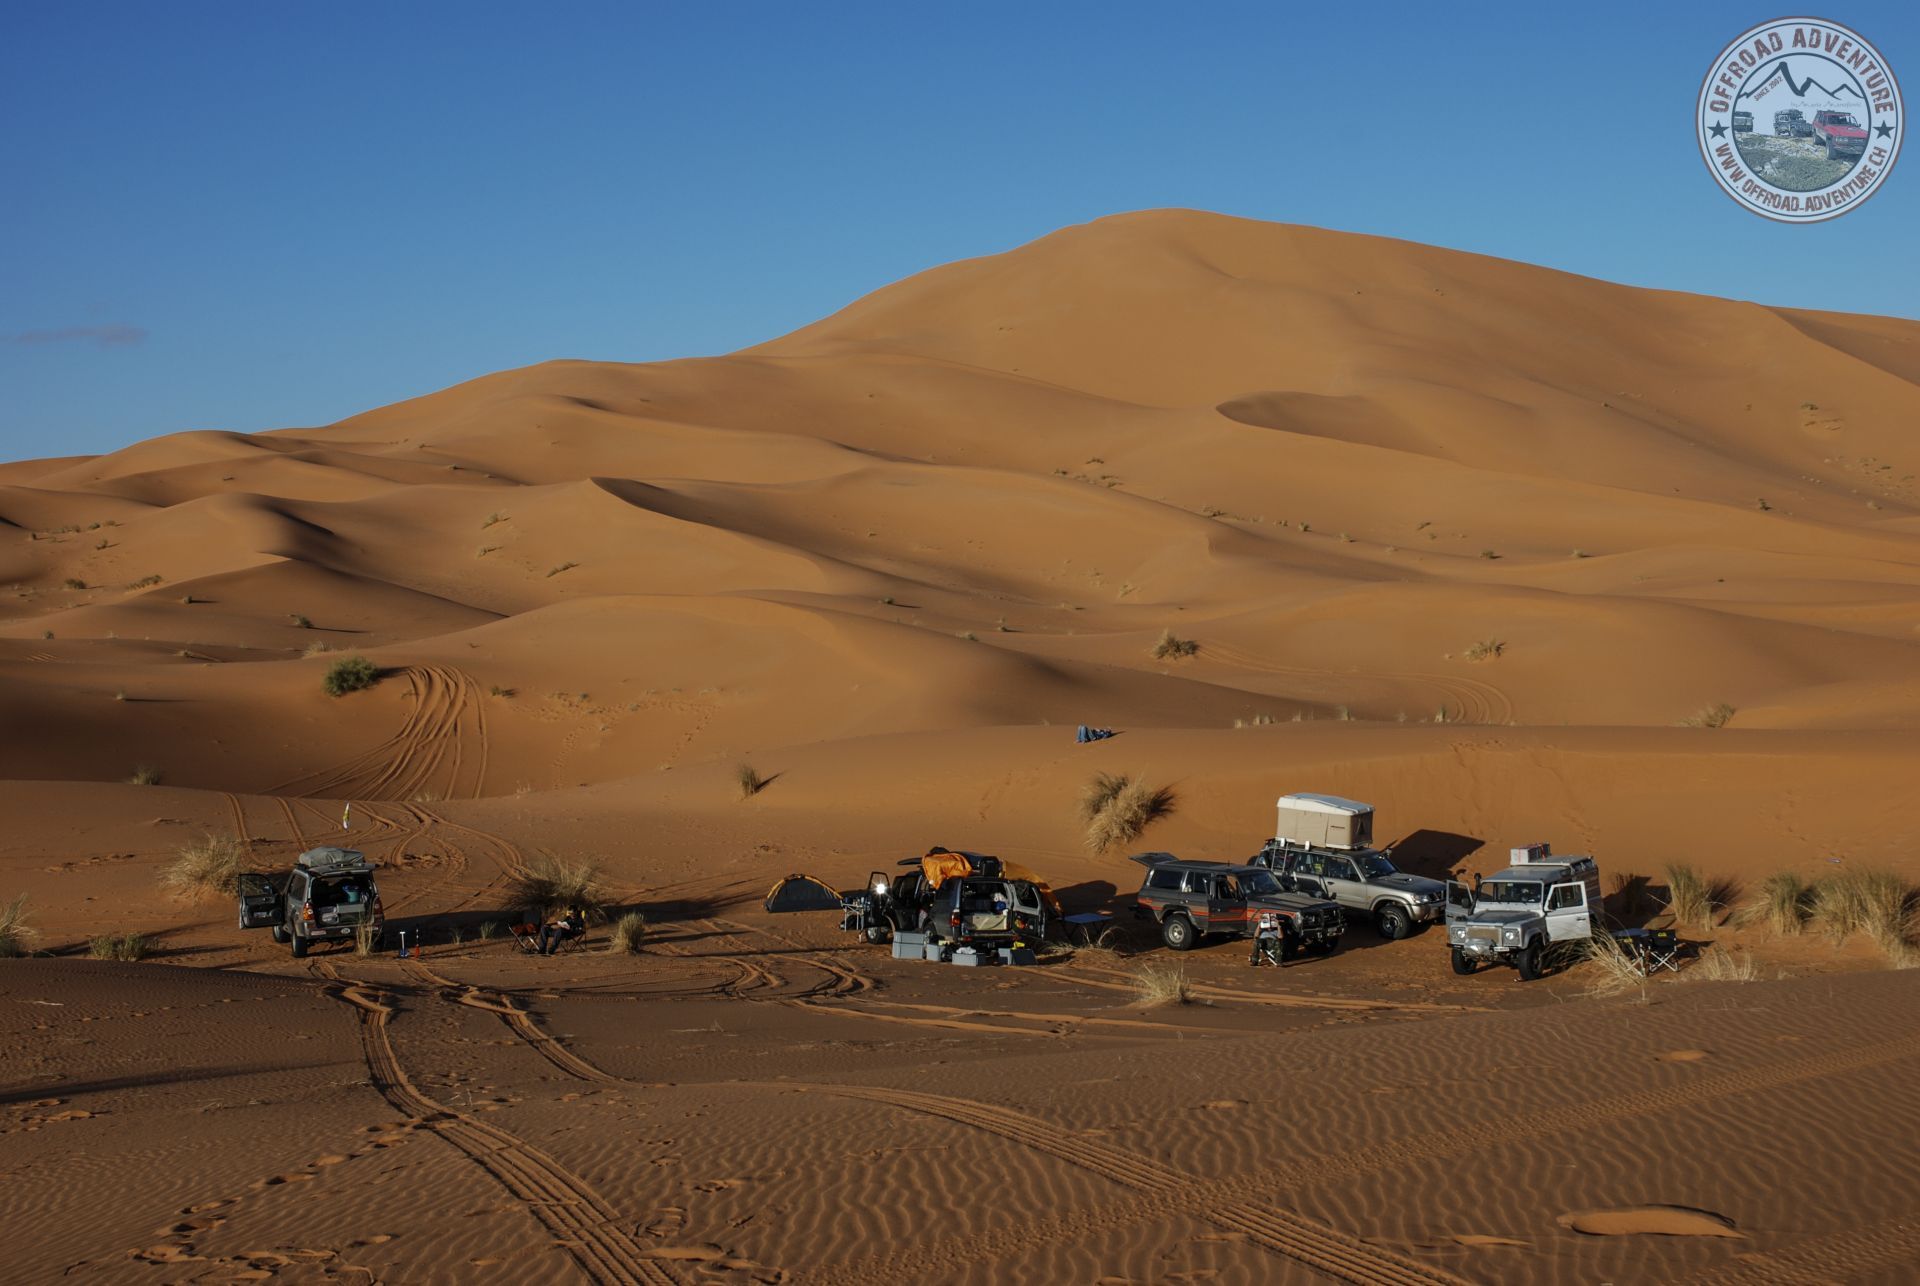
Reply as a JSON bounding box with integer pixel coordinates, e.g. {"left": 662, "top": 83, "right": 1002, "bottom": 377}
{"left": 1697, "top": 18, "right": 1902, "bottom": 222}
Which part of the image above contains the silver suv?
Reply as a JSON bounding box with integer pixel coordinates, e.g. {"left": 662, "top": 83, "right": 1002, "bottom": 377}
{"left": 1444, "top": 845, "right": 1599, "bottom": 980}
{"left": 237, "top": 847, "right": 384, "bottom": 959}
{"left": 1251, "top": 840, "right": 1448, "bottom": 939}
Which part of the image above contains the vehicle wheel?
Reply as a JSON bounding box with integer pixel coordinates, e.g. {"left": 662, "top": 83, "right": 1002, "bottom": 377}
{"left": 1375, "top": 905, "right": 1411, "bottom": 940}
{"left": 1161, "top": 915, "right": 1197, "bottom": 952}
{"left": 1310, "top": 938, "right": 1337, "bottom": 956}
{"left": 271, "top": 924, "right": 289, "bottom": 944}
{"left": 290, "top": 933, "right": 309, "bottom": 959}
{"left": 863, "top": 920, "right": 890, "bottom": 945}
{"left": 1515, "top": 939, "right": 1543, "bottom": 981}
{"left": 1450, "top": 946, "right": 1475, "bottom": 976}
{"left": 1278, "top": 931, "right": 1300, "bottom": 963}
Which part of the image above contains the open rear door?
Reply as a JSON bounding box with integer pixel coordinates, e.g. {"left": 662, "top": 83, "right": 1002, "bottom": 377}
{"left": 763, "top": 874, "right": 846, "bottom": 914}
{"left": 1445, "top": 880, "right": 1474, "bottom": 924}
{"left": 237, "top": 872, "right": 283, "bottom": 929}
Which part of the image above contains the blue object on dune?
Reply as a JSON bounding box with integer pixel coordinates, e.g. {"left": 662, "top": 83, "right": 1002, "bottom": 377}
{"left": 1075, "top": 725, "right": 1116, "bottom": 744}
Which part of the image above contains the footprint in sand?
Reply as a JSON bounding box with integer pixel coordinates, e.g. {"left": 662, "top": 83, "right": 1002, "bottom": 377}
{"left": 1557, "top": 1206, "right": 1745, "bottom": 1238}
{"left": 694, "top": 1178, "right": 746, "bottom": 1192}
{"left": 1657, "top": 1049, "right": 1710, "bottom": 1063}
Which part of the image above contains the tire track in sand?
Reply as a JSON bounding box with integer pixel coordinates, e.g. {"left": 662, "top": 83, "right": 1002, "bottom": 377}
{"left": 326, "top": 980, "right": 672, "bottom": 1286}
{"left": 266, "top": 665, "right": 490, "bottom": 801}
{"left": 404, "top": 954, "right": 1460, "bottom": 1286}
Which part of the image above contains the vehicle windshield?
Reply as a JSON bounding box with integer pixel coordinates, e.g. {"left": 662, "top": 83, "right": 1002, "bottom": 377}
{"left": 313, "top": 874, "right": 374, "bottom": 907}
{"left": 1828, "top": 113, "right": 1858, "bottom": 126}
{"left": 1239, "top": 870, "right": 1283, "bottom": 898}
{"left": 1357, "top": 852, "right": 1397, "bottom": 878}
{"left": 1476, "top": 879, "right": 1543, "bottom": 905}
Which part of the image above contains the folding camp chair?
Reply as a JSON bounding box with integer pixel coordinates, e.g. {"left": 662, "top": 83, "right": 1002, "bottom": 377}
{"left": 512, "top": 922, "right": 585, "bottom": 955}
{"left": 1641, "top": 928, "right": 1682, "bottom": 974}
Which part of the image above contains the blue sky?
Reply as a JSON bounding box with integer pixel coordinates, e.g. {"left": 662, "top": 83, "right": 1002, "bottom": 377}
{"left": 2, "top": 1, "right": 1914, "bottom": 460}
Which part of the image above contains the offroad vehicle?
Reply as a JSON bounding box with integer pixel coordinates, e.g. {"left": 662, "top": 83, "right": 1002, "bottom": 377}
{"left": 1774, "top": 109, "right": 1811, "bottom": 137}
{"left": 1247, "top": 794, "right": 1447, "bottom": 939}
{"left": 1732, "top": 110, "right": 1753, "bottom": 133}
{"left": 1132, "top": 854, "right": 1344, "bottom": 956}
{"left": 237, "top": 846, "right": 383, "bottom": 959}
{"left": 766, "top": 848, "right": 1055, "bottom": 951}
{"left": 1811, "top": 110, "right": 1867, "bottom": 159}
{"left": 1443, "top": 844, "right": 1601, "bottom": 981}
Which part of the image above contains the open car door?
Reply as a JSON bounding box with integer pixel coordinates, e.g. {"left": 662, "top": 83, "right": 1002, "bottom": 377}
{"left": 763, "top": 874, "right": 846, "bottom": 915}
{"left": 237, "top": 872, "right": 283, "bottom": 929}
{"left": 1445, "top": 880, "right": 1474, "bottom": 924}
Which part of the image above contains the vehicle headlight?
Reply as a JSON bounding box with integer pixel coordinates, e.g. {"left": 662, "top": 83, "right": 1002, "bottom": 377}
{"left": 1449, "top": 925, "right": 1465, "bottom": 942}
{"left": 1502, "top": 927, "right": 1519, "bottom": 943}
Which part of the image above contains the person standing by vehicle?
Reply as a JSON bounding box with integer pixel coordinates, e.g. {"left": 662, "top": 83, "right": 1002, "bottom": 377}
{"left": 1249, "top": 910, "right": 1286, "bottom": 966}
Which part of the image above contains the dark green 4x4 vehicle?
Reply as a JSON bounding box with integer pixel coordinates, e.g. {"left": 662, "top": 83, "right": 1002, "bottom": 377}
{"left": 1131, "top": 854, "right": 1344, "bottom": 956}
{"left": 237, "top": 847, "right": 384, "bottom": 958}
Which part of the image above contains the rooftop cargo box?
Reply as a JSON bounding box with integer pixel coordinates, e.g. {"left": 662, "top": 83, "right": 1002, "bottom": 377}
{"left": 1274, "top": 793, "right": 1373, "bottom": 851}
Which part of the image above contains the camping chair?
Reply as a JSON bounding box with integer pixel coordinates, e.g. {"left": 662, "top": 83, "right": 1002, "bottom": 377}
{"left": 511, "top": 920, "right": 586, "bottom": 955}
{"left": 1641, "top": 928, "right": 1682, "bottom": 974}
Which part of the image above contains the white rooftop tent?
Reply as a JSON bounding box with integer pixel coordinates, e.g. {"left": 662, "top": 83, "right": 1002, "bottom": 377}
{"left": 1274, "top": 793, "right": 1374, "bottom": 850}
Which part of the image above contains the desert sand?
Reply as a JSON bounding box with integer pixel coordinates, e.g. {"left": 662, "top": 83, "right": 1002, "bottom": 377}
{"left": 4, "top": 210, "right": 1919, "bottom": 1283}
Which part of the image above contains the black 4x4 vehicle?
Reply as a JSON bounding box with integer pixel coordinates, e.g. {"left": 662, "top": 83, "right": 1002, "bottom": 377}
{"left": 766, "top": 849, "right": 1054, "bottom": 950}
{"left": 1131, "top": 854, "right": 1344, "bottom": 956}
{"left": 237, "top": 846, "right": 384, "bottom": 958}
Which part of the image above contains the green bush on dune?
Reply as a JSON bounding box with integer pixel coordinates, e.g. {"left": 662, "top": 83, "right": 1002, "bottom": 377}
{"left": 323, "top": 655, "right": 379, "bottom": 697}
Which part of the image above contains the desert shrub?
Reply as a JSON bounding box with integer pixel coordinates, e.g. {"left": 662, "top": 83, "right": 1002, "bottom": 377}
{"left": 735, "top": 763, "right": 767, "bottom": 799}
{"left": 1081, "top": 772, "right": 1176, "bottom": 854}
{"left": 1740, "top": 872, "right": 1812, "bottom": 936}
{"left": 354, "top": 922, "right": 381, "bottom": 956}
{"left": 0, "top": 894, "right": 35, "bottom": 958}
{"left": 477, "top": 920, "right": 501, "bottom": 940}
{"left": 323, "top": 655, "right": 379, "bottom": 697}
{"left": 127, "top": 765, "right": 161, "bottom": 786}
{"left": 1683, "top": 947, "right": 1760, "bottom": 983}
{"left": 1680, "top": 702, "right": 1736, "bottom": 729}
{"left": 607, "top": 911, "right": 647, "bottom": 954}
{"left": 1463, "top": 638, "right": 1505, "bottom": 662}
{"left": 1663, "top": 863, "right": 1721, "bottom": 929}
{"left": 1132, "top": 960, "right": 1195, "bottom": 1007}
{"left": 1811, "top": 870, "right": 1916, "bottom": 959}
{"left": 1150, "top": 629, "right": 1198, "bottom": 660}
{"left": 1581, "top": 932, "right": 1649, "bottom": 999}
{"left": 63, "top": 577, "right": 87, "bottom": 590}
{"left": 89, "top": 932, "right": 151, "bottom": 961}
{"left": 504, "top": 855, "right": 605, "bottom": 922}
{"left": 481, "top": 511, "right": 507, "bottom": 529}
{"left": 163, "top": 833, "right": 248, "bottom": 899}
{"left": 289, "top": 613, "right": 312, "bottom": 629}
{"left": 126, "top": 574, "right": 162, "bottom": 589}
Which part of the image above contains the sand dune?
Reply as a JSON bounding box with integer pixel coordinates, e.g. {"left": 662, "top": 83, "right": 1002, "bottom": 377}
{"left": 6, "top": 210, "right": 1920, "bottom": 1283}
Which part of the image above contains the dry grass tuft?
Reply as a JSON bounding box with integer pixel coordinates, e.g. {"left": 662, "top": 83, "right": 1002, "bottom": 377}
{"left": 89, "top": 932, "right": 151, "bottom": 961}
{"left": 1679, "top": 702, "right": 1736, "bottom": 729}
{"left": 735, "top": 763, "right": 768, "bottom": 799}
{"left": 1580, "top": 932, "right": 1649, "bottom": 1000}
{"left": 127, "top": 765, "right": 161, "bottom": 786}
{"left": 607, "top": 912, "right": 648, "bottom": 954}
{"left": 162, "top": 833, "right": 248, "bottom": 900}
{"left": 1079, "top": 772, "right": 1176, "bottom": 853}
{"left": 504, "top": 855, "right": 605, "bottom": 922}
{"left": 354, "top": 922, "right": 381, "bottom": 956}
{"left": 1463, "top": 638, "right": 1506, "bottom": 662}
{"left": 1150, "top": 629, "right": 1198, "bottom": 660}
{"left": 0, "top": 894, "right": 36, "bottom": 957}
{"left": 1683, "top": 947, "right": 1761, "bottom": 983}
{"left": 1811, "top": 869, "right": 1916, "bottom": 960}
{"left": 477, "top": 920, "right": 502, "bottom": 940}
{"left": 1663, "top": 863, "right": 1733, "bottom": 930}
{"left": 1739, "top": 872, "right": 1812, "bottom": 936}
{"left": 1131, "top": 959, "right": 1195, "bottom": 1007}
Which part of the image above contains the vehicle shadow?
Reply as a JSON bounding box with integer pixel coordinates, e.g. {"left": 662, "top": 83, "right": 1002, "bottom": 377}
{"left": 1388, "top": 829, "right": 1484, "bottom": 879}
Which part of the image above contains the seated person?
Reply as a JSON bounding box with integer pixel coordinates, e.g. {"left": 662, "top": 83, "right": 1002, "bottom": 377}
{"left": 538, "top": 905, "right": 585, "bottom": 955}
